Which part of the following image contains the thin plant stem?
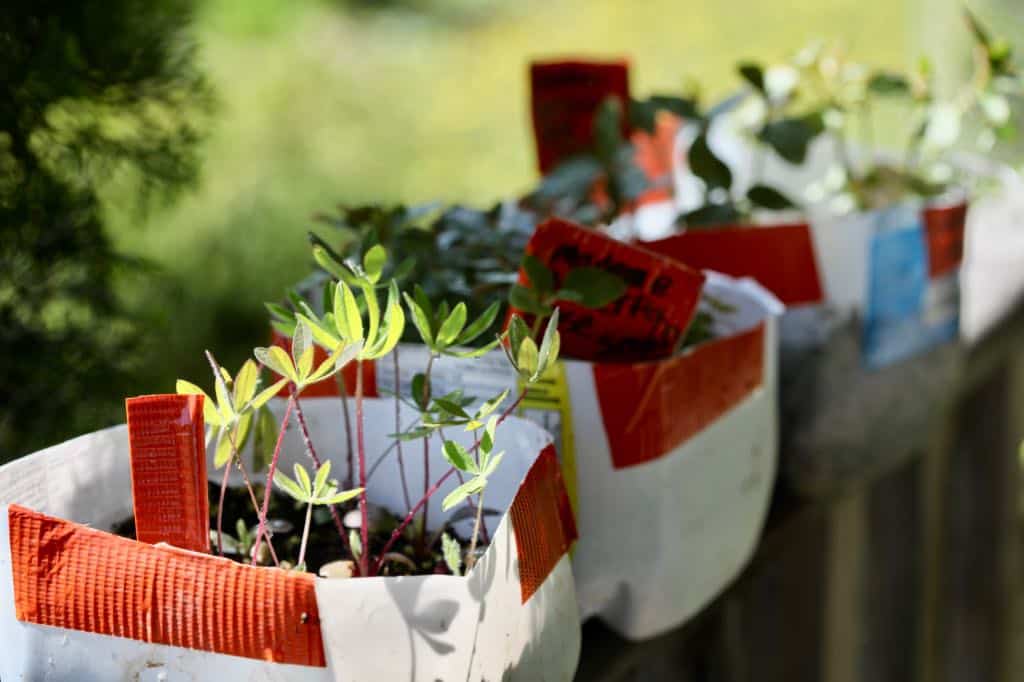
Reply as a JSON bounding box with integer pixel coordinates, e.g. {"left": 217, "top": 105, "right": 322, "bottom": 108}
{"left": 226, "top": 428, "right": 280, "bottom": 566}
{"left": 335, "top": 370, "right": 355, "bottom": 488}
{"left": 419, "top": 352, "right": 435, "bottom": 555}
{"left": 252, "top": 396, "right": 293, "bottom": 565}
{"left": 356, "top": 360, "right": 370, "bottom": 577}
{"left": 297, "top": 503, "right": 313, "bottom": 570}
{"left": 372, "top": 390, "right": 526, "bottom": 575}
{"left": 466, "top": 489, "right": 486, "bottom": 572}
{"left": 204, "top": 351, "right": 279, "bottom": 564}
{"left": 394, "top": 350, "right": 412, "bottom": 514}
{"left": 216, "top": 462, "right": 230, "bottom": 555}
{"left": 291, "top": 388, "right": 349, "bottom": 551}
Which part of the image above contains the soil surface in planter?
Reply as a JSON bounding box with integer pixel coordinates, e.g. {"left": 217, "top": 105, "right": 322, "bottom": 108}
{"left": 113, "top": 483, "right": 484, "bottom": 577}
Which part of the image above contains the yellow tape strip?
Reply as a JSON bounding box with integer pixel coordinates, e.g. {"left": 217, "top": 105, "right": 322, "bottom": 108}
{"left": 518, "top": 361, "right": 577, "bottom": 520}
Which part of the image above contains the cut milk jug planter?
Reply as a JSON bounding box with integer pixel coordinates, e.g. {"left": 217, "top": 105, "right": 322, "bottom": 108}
{"left": 0, "top": 399, "right": 580, "bottom": 681}
{"left": 286, "top": 219, "right": 783, "bottom": 640}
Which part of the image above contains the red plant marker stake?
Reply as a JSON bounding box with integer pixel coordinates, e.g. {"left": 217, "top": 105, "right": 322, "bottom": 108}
{"left": 126, "top": 394, "right": 210, "bottom": 554}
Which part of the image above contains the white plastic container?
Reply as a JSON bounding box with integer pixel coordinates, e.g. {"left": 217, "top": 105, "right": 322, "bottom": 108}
{"left": 0, "top": 400, "right": 580, "bottom": 681}
{"left": 305, "top": 270, "right": 782, "bottom": 641}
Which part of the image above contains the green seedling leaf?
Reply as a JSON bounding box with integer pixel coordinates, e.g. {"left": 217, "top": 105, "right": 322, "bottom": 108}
{"left": 363, "top": 244, "right": 387, "bottom": 284}
{"left": 266, "top": 302, "right": 293, "bottom": 323}
{"left": 176, "top": 380, "right": 219, "bottom": 427}
{"left": 535, "top": 308, "right": 561, "bottom": 379}
{"left": 214, "top": 429, "right": 233, "bottom": 469}
{"left": 516, "top": 337, "right": 540, "bottom": 377}
{"left": 481, "top": 451, "right": 504, "bottom": 478}
{"left": 867, "top": 72, "right": 910, "bottom": 96}
{"left": 313, "top": 245, "right": 352, "bottom": 281}
{"left": 434, "top": 397, "right": 471, "bottom": 419}
{"left": 747, "top": 185, "right": 797, "bottom": 210}
{"left": 689, "top": 130, "right": 733, "bottom": 190}
{"left": 437, "top": 302, "right": 468, "bottom": 348}
{"left": 465, "top": 389, "right": 508, "bottom": 432}
{"left": 456, "top": 302, "right": 501, "bottom": 346}
{"left": 442, "top": 440, "right": 476, "bottom": 473}
{"left": 738, "top": 62, "right": 766, "bottom": 94}
{"left": 233, "top": 360, "right": 259, "bottom": 407}
{"left": 334, "top": 281, "right": 364, "bottom": 344}
{"left": 412, "top": 373, "right": 430, "bottom": 410}
{"left": 561, "top": 268, "right": 627, "bottom": 309}
{"left": 250, "top": 378, "right": 288, "bottom": 410}
{"left": 291, "top": 321, "right": 313, "bottom": 374}
{"left": 442, "top": 533, "right": 462, "bottom": 577}
{"left": 509, "top": 285, "right": 546, "bottom": 316}
{"left": 252, "top": 406, "right": 278, "bottom": 473}
{"left": 442, "top": 477, "right": 487, "bottom": 512}
{"left": 294, "top": 462, "right": 313, "bottom": 497}
{"left": 255, "top": 346, "right": 298, "bottom": 384}
{"left": 522, "top": 255, "right": 554, "bottom": 295}
{"left": 274, "top": 469, "right": 307, "bottom": 502}
{"left": 447, "top": 337, "right": 504, "bottom": 359}
{"left": 313, "top": 460, "right": 332, "bottom": 497}
{"left": 364, "top": 282, "right": 405, "bottom": 359}
{"left": 758, "top": 113, "right": 825, "bottom": 164}
{"left": 319, "top": 487, "right": 363, "bottom": 506}
{"left": 403, "top": 292, "right": 434, "bottom": 346}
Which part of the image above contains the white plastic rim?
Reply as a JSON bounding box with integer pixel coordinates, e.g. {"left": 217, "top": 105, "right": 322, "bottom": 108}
{"left": 0, "top": 401, "right": 581, "bottom": 681}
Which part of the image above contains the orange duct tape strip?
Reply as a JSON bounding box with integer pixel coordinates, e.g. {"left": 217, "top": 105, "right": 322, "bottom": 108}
{"left": 8, "top": 504, "right": 327, "bottom": 666}
{"left": 593, "top": 323, "right": 766, "bottom": 469}
{"left": 644, "top": 223, "right": 825, "bottom": 306}
{"left": 518, "top": 218, "right": 706, "bottom": 363}
{"left": 269, "top": 330, "right": 377, "bottom": 398}
{"left": 509, "top": 445, "right": 578, "bottom": 604}
{"left": 923, "top": 201, "right": 968, "bottom": 278}
{"left": 530, "top": 59, "right": 631, "bottom": 174}
{"left": 126, "top": 394, "right": 209, "bottom": 554}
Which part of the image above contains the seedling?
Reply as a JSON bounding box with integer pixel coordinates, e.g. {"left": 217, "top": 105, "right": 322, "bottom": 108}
{"left": 272, "top": 460, "right": 362, "bottom": 571}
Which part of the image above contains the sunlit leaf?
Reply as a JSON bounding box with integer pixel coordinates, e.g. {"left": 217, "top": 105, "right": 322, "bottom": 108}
{"left": 294, "top": 462, "right": 313, "bottom": 497}
{"left": 233, "top": 360, "right": 259, "bottom": 406}
{"left": 437, "top": 302, "right": 467, "bottom": 348}
{"left": 176, "top": 380, "right": 219, "bottom": 427}
{"left": 251, "top": 378, "right": 288, "bottom": 410}
{"left": 442, "top": 477, "right": 486, "bottom": 512}
{"left": 363, "top": 244, "right": 387, "bottom": 284}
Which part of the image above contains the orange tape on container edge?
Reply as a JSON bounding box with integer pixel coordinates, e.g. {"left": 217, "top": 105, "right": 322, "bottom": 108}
{"left": 593, "top": 323, "right": 766, "bottom": 469}
{"left": 509, "top": 445, "right": 579, "bottom": 604}
{"left": 8, "top": 504, "right": 327, "bottom": 666}
{"left": 922, "top": 201, "right": 968, "bottom": 278}
{"left": 126, "top": 394, "right": 209, "bottom": 554}
{"left": 269, "top": 329, "right": 378, "bottom": 398}
{"left": 518, "top": 218, "right": 706, "bottom": 364}
{"left": 530, "top": 59, "right": 631, "bottom": 175}
{"left": 644, "top": 223, "right": 825, "bottom": 307}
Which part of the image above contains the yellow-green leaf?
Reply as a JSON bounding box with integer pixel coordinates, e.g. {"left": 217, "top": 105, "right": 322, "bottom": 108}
{"left": 176, "top": 380, "right": 220, "bottom": 427}
{"left": 233, "top": 360, "right": 259, "bottom": 407}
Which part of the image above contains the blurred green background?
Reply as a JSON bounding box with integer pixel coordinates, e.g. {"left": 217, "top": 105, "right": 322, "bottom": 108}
{"left": 7, "top": 0, "right": 1006, "bottom": 458}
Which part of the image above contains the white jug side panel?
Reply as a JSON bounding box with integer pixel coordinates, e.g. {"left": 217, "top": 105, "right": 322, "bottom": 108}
{"left": 315, "top": 514, "right": 579, "bottom": 682}
{"left": 0, "top": 425, "right": 132, "bottom": 528}
{"left": 808, "top": 210, "right": 872, "bottom": 314}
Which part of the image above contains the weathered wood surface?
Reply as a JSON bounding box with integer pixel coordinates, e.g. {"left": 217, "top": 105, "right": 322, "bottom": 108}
{"left": 575, "top": 297, "right": 1024, "bottom": 682}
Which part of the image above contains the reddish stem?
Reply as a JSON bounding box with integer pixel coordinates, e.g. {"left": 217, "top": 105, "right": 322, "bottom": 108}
{"left": 252, "top": 396, "right": 293, "bottom": 565}
{"left": 356, "top": 360, "right": 369, "bottom": 577}
{"left": 335, "top": 371, "right": 355, "bottom": 488}
{"left": 372, "top": 390, "right": 525, "bottom": 575}
{"left": 291, "top": 388, "right": 349, "bottom": 551}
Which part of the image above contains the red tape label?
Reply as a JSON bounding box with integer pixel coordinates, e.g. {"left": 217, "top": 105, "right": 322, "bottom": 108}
{"left": 530, "top": 60, "right": 630, "bottom": 174}
{"left": 923, "top": 201, "right": 968, "bottom": 278}
{"left": 509, "top": 445, "right": 578, "bottom": 603}
{"left": 593, "top": 323, "right": 765, "bottom": 468}
{"left": 8, "top": 505, "right": 326, "bottom": 666}
{"left": 519, "top": 218, "right": 706, "bottom": 363}
{"left": 125, "top": 394, "right": 210, "bottom": 554}
{"left": 644, "top": 223, "right": 825, "bottom": 306}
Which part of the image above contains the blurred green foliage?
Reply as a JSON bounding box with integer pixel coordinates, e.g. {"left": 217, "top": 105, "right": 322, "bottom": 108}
{"left": 5, "top": 0, "right": 919, "bottom": 458}
{"left": 0, "top": 1, "right": 213, "bottom": 459}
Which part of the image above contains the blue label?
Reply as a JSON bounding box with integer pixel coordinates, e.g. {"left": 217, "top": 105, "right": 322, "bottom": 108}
{"left": 862, "top": 206, "right": 959, "bottom": 368}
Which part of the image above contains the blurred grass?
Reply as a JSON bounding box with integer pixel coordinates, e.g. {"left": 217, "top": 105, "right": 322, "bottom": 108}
{"left": 99, "top": 0, "right": 916, "bottom": 422}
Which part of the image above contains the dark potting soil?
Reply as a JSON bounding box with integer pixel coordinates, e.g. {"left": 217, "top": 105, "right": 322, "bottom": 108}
{"left": 111, "top": 482, "right": 476, "bottom": 577}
